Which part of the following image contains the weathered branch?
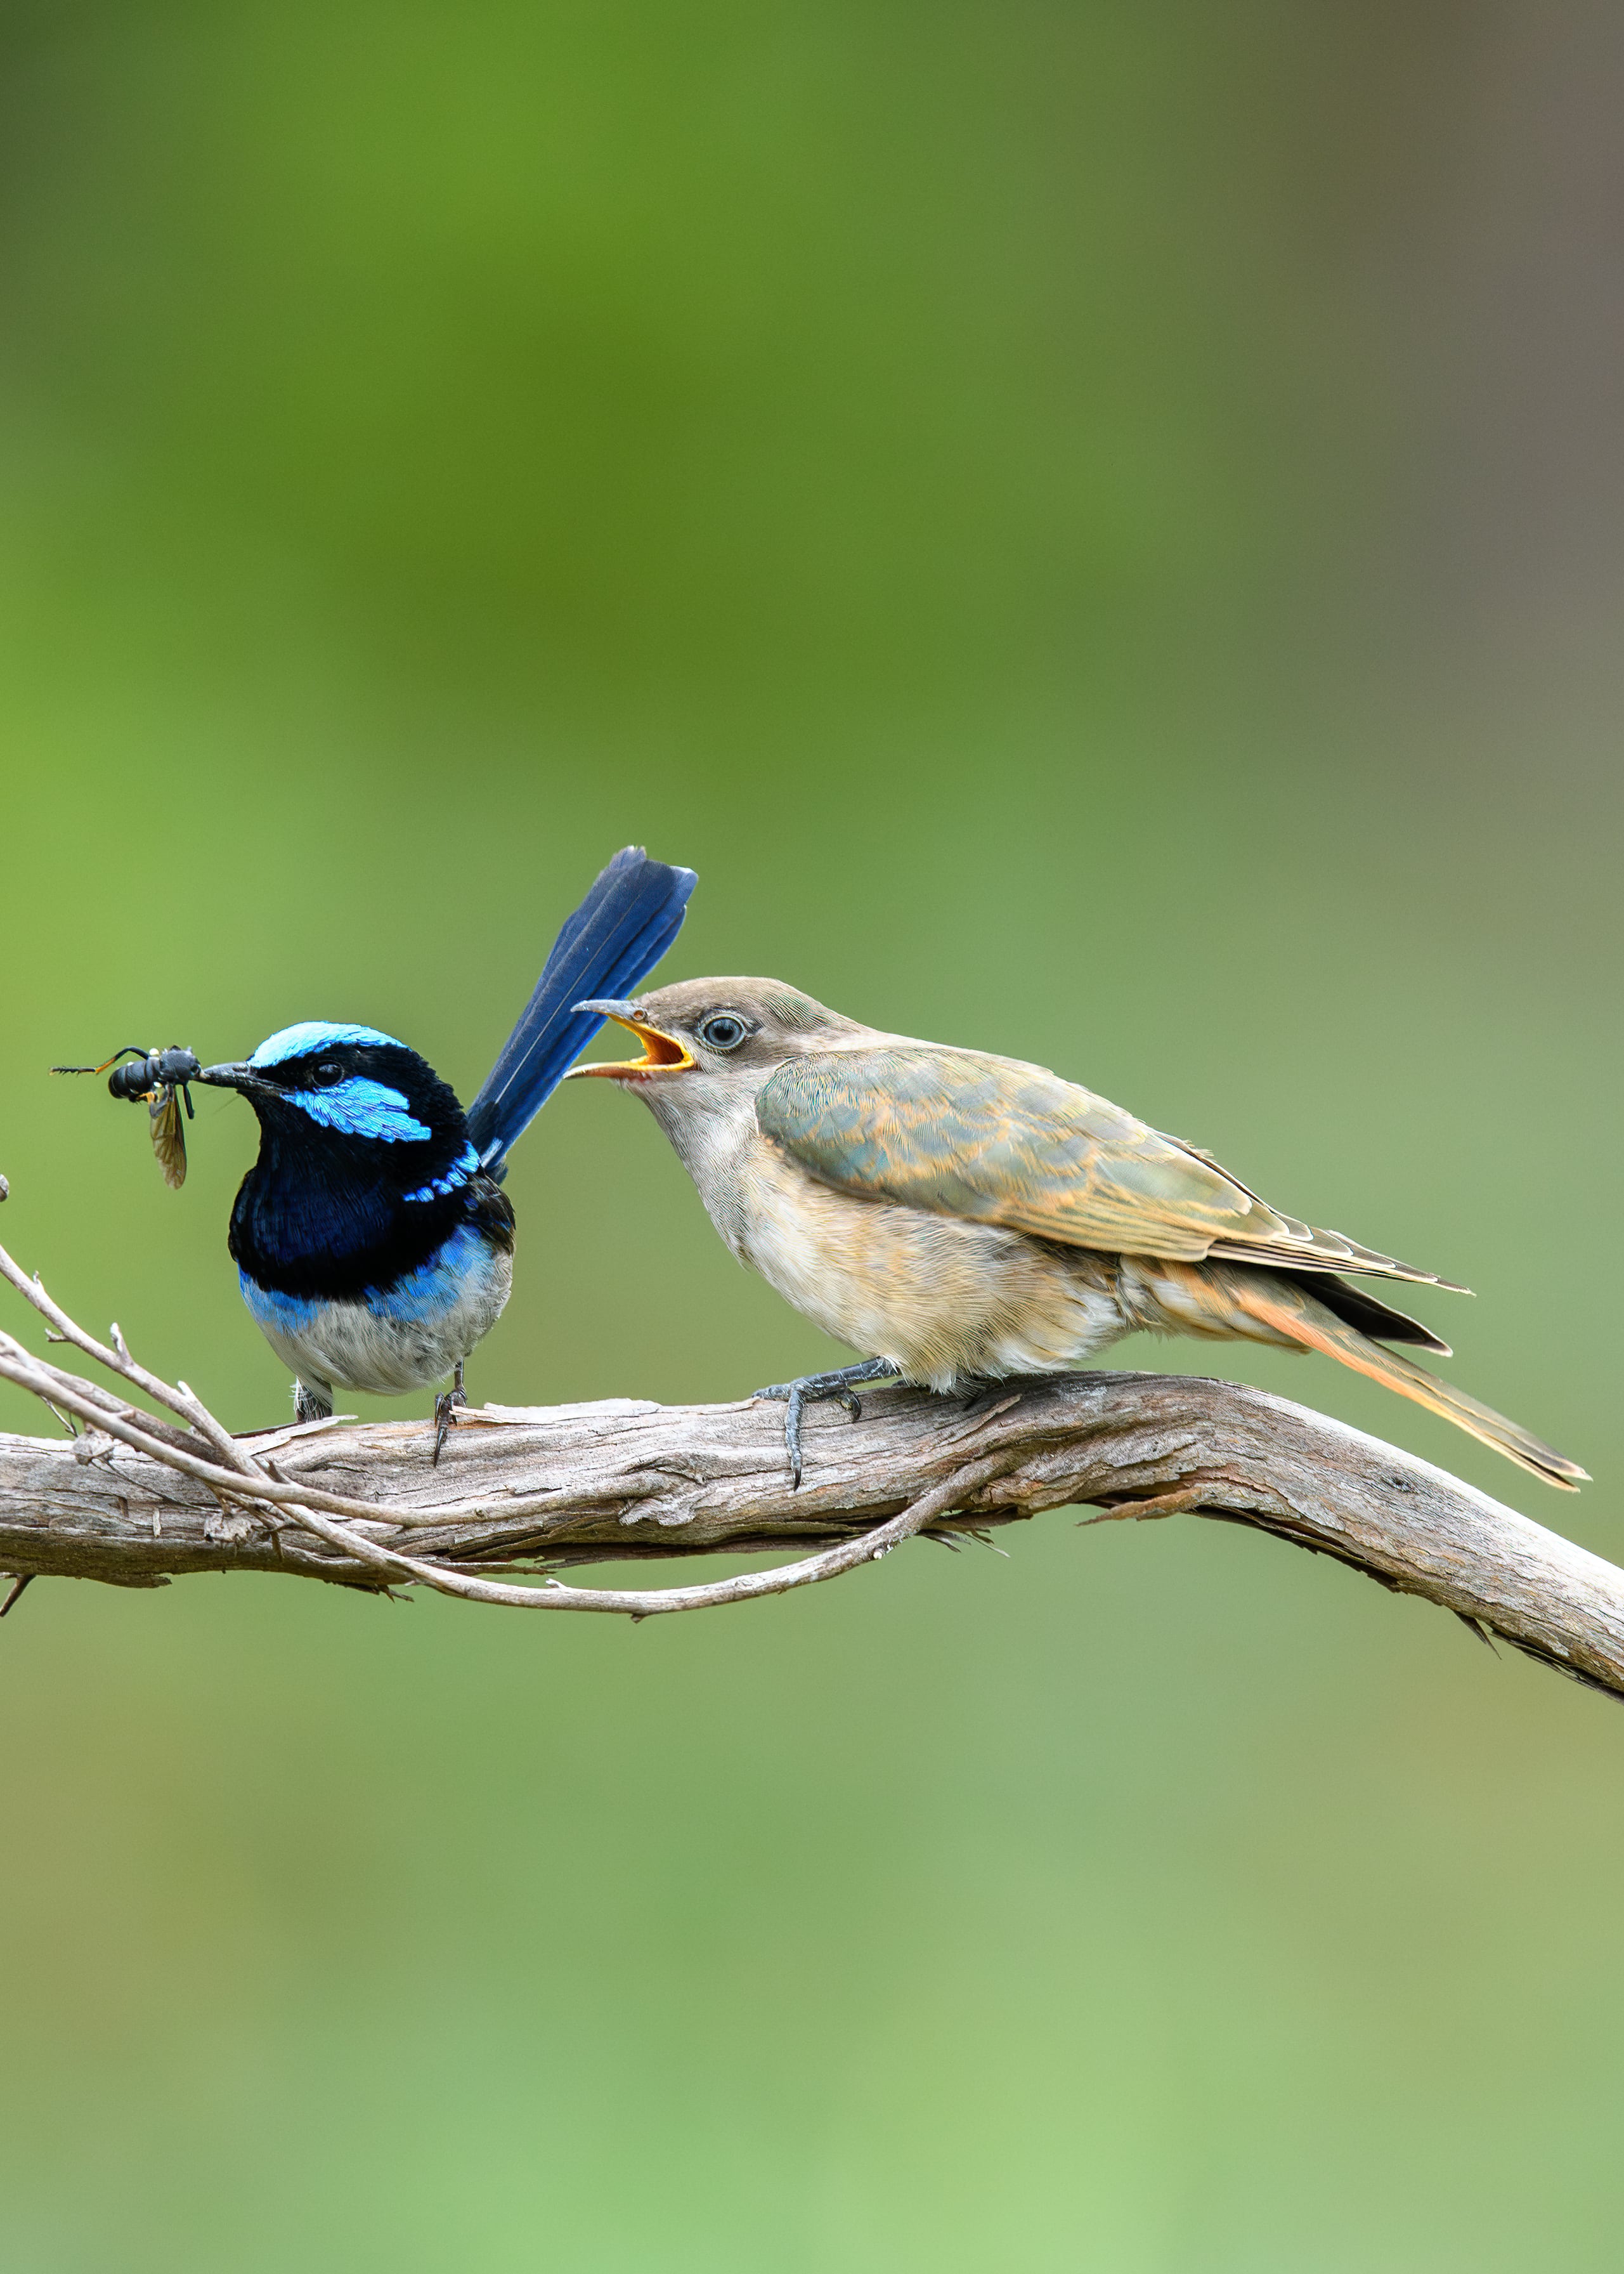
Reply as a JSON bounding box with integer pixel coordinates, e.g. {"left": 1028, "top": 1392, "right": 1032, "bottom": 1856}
{"left": 0, "top": 1208, "right": 1615, "bottom": 1693}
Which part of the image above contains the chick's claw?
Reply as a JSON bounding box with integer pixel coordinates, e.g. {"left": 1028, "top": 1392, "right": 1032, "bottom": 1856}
{"left": 751, "top": 1358, "right": 900, "bottom": 1489}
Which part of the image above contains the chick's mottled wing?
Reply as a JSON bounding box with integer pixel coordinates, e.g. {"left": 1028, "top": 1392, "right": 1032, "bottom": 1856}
{"left": 755, "top": 1048, "right": 1451, "bottom": 1284}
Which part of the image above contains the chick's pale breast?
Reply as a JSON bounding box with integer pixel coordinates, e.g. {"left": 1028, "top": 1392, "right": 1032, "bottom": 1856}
{"left": 734, "top": 1126, "right": 1124, "bottom": 1389}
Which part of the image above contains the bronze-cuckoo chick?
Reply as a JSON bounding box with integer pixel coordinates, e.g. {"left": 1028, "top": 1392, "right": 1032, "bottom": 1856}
{"left": 568, "top": 981, "right": 1586, "bottom": 1493}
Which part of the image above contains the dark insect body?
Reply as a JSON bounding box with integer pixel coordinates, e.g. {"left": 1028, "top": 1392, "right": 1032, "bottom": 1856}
{"left": 51, "top": 1045, "right": 202, "bottom": 1189}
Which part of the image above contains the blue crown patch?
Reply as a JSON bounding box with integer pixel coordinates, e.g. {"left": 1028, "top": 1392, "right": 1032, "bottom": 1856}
{"left": 249, "top": 1021, "right": 405, "bottom": 1069}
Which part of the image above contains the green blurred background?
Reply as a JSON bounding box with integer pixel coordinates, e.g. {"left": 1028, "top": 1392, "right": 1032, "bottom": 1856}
{"left": 1, "top": 3, "right": 1621, "bottom": 2265}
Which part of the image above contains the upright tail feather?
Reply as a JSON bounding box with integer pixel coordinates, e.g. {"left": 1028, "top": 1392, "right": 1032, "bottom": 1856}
{"left": 1231, "top": 1272, "right": 1588, "bottom": 1492}
{"left": 466, "top": 847, "right": 697, "bottom": 1176}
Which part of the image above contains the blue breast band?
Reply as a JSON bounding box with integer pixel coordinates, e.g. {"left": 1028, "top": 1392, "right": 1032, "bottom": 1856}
{"left": 239, "top": 1274, "right": 322, "bottom": 1333}
{"left": 240, "top": 1223, "right": 498, "bottom": 1333}
{"left": 368, "top": 1224, "right": 493, "bottom": 1322}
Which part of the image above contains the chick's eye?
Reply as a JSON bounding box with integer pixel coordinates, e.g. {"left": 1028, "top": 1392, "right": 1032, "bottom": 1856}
{"left": 698, "top": 1013, "right": 748, "bottom": 1052}
{"left": 311, "top": 1062, "right": 344, "bottom": 1087}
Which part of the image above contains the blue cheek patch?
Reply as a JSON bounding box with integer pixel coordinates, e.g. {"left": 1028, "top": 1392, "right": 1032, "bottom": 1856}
{"left": 288, "top": 1078, "right": 432, "bottom": 1142}
{"left": 250, "top": 1021, "right": 403, "bottom": 1068}
{"left": 403, "top": 1140, "right": 481, "bottom": 1204}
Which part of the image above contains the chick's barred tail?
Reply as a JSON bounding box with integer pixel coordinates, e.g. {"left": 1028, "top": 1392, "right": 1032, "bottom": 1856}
{"left": 467, "top": 847, "right": 697, "bottom": 1175}
{"left": 1231, "top": 1271, "right": 1588, "bottom": 1492}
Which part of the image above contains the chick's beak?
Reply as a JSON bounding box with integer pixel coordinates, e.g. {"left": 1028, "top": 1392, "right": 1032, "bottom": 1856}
{"left": 565, "top": 1000, "right": 696, "bottom": 1078}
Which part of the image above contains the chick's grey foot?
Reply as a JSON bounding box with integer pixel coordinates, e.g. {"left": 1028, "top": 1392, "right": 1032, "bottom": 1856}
{"left": 432, "top": 1359, "right": 467, "bottom": 1467}
{"left": 294, "top": 1376, "right": 334, "bottom": 1426}
{"left": 753, "top": 1358, "right": 901, "bottom": 1489}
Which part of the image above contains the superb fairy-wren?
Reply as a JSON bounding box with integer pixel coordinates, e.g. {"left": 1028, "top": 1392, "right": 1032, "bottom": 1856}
{"left": 195, "top": 847, "right": 695, "bottom": 1454}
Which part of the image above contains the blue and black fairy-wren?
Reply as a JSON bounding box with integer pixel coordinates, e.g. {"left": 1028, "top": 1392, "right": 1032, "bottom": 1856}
{"left": 195, "top": 847, "right": 694, "bottom": 1453}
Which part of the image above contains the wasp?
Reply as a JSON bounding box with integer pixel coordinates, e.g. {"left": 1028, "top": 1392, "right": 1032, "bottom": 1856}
{"left": 51, "top": 1045, "right": 203, "bottom": 1189}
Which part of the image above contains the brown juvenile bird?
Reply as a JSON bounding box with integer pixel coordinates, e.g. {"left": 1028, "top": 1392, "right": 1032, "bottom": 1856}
{"left": 568, "top": 980, "right": 1587, "bottom": 1493}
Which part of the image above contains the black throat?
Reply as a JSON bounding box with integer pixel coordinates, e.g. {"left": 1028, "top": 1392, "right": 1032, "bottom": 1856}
{"left": 228, "top": 1133, "right": 485, "bottom": 1300}
{"left": 222, "top": 1042, "right": 506, "bottom": 1299}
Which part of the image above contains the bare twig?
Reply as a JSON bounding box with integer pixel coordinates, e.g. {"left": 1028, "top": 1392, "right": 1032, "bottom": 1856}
{"left": 0, "top": 1218, "right": 1614, "bottom": 1690}
{"left": 0, "top": 1242, "right": 259, "bottom": 1475}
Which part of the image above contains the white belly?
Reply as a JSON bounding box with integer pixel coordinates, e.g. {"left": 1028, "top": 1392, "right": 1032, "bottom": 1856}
{"left": 241, "top": 1228, "right": 512, "bottom": 1397}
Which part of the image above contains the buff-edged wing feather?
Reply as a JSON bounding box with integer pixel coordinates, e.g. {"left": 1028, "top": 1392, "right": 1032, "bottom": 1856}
{"left": 756, "top": 1049, "right": 1462, "bottom": 1288}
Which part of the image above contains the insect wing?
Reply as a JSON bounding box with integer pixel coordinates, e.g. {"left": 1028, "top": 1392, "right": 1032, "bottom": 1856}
{"left": 149, "top": 1085, "right": 188, "bottom": 1188}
